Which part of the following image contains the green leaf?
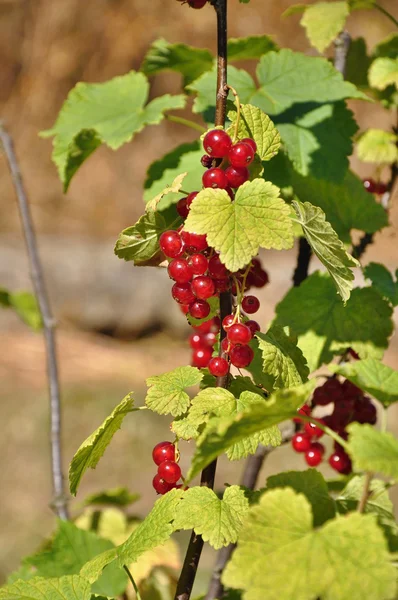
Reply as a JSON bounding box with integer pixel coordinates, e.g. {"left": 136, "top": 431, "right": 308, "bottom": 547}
{"left": 0, "top": 289, "right": 42, "bottom": 331}
{"left": 331, "top": 358, "right": 398, "bottom": 407}
{"left": 144, "top": 141, "right": 203, "bottom": 211}
{"left": 292, "top": 199, "right": 359, "bottom": 302}
{"left": 0, "top": 575, "right": 92, "bottom": 600}
{"left": 369, "top": 57, "right": 398, "bottom": 90}
{"left": 146, "top": 173, "right": 188, "bottom": 211}
{"left": 267, "top": 469, "right": 336, "bottom": 527}
{"left": 140, "top": 38, "right": 213, "bottom": 86}
{"left": 114, "top": 209, "right": 180, "bottom": 266}
{"left": 187, "top": 381, "right": 315, "bottom": 481}
{"left": 228, "top": 36, "right": 278, "bottom": 61}
{"left": 274, "top": 272, "right": 393, "bottom": 372}
{"left": 186, "top": 296, "right": 219, "bottom": 327}
{"left": 255, "top": 325, "right": 309, "bottom": 390}
{"left": 41, "top": 71, "right": 186, "bottom": 191}
{"left": 300, "top": 2, "right": 349, "bottom": 53}
{"left": 357, "top": 129, "right": 398, "bottom": 164}
{"left": 145, "top": 366, "right": 203, "bottom": 417}
{"left": 347, "top": 423, "right": 398, "bottom": 479}
{"left": 69, "top": 393, "right": 134, "bottom": 496}
{"left": 173, "top": 486, "right": 249, "bottom": 549}
{"left": 25, "top": 521, "right": 127, "bottom": 598}
{"left": 345, "top": 38, "right": 372, "bottom": 88}
{"left": 252, "top": 49, "right": 368, "bottom": 115}
{"left": 187, "top": 65, "right": 256, "bottom": 114}
{"left": 222, "top": 488, "right": 397, "bottom": 600}
{"left": 364, "top": 262, "right": 398, "bottom": 306}
{"left": 184, "top": 181, "right": 294, "bottom": 272}
{"left": 373, "top": 33, "right": 398, "bottom": 60}
{"left": 82, "top": 487, "right": 140, "bottom": 507}
{"left": 227, "top": 104, "right": 281, "bottom": 161}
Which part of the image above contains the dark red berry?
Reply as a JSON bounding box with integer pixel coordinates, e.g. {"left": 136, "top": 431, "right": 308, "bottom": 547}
{"left": 305, "top": 445, "right": 323, "bottom": 467}
{"left": 159, "top": 230, "right": 183, "bottom": 258}
{"left": 177, "top": 192, "right": 198, "bottom": 218}
{"left": 230, "top": 344, "right": 254, "bottom": 368}
{"left": 213, "top": 278, "right": 230, "bottom": 293}
{"left": 208, "top": 356, "right": 229, "bottom": 377}
{"left": 152, "top": 441, "right": 175, "bottom": 465}
{"left": 240, "top": 138, "right": 257, "bottom": 153}
{"left": 242, "top": 295, "right": 260, "bottom": 314}
{"left": 203, "top": 129, "right": 232, "bottom": 158}
{"left": 191, "top": 276, "right": 215, "bottom": 299}
{"left": 228, "top": 142, "right": 254, "bottom": 168}
{"left": 252, "top": 269, "right": 269, "bottom": 288}
{"left": 208, "top": 254, "right": 228, "bottom": 278}
{"left": 311, "top": 441, "right": 326, "bottom": 456}
{"left": 227, "top": 323, "right": 252, "bottom": 345}
{"left": 202, "top": 167, "right": 229, "bottom": 189}
{"left": 158, "top": 461, "right": 181, "bottom": 484}
{"left": 304, "top": 420, "right": 325, "bottom": 439}
{"left": 153, "top": 474, "right": 174, "bottom": 495}
{"left": 328, "top": 451, "right": 351, "bottom": 474}
{"left": 201, "top": 154, "right": 213, "bottom": 168}
{"left": 246, "top": 320, "right": 260, "bottom": 337}
{"left": 363, "top": 178, "right": 378, "bottom": 193}
{"left": 189, "top": 299, "right": 211, "bottom": 319}
{"left": 222, "top": 314, "right": 235, "bottom": 329}
{"left": 293, "top": 404, "right": 312, "bottom": 424}
{"left": 186, "top": 0, "right": 207, "bottom": 8}
{"left": 354, "top": 397, "right": 377, "bottom": 424}
{"left": 172, "top": 282, "right": 196, "bottom": 305}
{"left": 376, "top": 182, "right": 388, "bottom": 194}
{"left": 192, "top": 346, "right": 213, "bottom": 368}
{"left": 291, "top": 433, "right": 311, "bottom": 453}
{"left": 188, "top": 253, "right": 208, "bottom": 275}
{"left": 225, "top": 165, "right": 249, "bottom": 188}
{"left": 181, "top": 231, "right": 208, "bottom": 253}
{"left": 168, "top": 258, "right": 193, "bottom": 284}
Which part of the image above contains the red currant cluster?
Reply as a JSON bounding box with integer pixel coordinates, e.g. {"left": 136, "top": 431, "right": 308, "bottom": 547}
{"left": 292, "top": 377, "right": 377, "bottom": 474}
{"left": 152, "top": 441, "right": 183, "bottom": 494}
{"left": 363, "top": 178, "right": 388, "bottom": 195}
{"left": 159, "top": 128, "right": 269, "bottom": 375}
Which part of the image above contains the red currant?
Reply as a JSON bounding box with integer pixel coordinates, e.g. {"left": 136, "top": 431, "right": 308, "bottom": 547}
{"left": 201, "top": 154, "right": 213, "bottom": 168}
{"left": 213, "top": 278, "right": 230, "bottom": 293}
{"left": 186, "top": 0, "right": 207, "bottom": 8}
{"left": 189, "top": 333, "right": 206, "bottom": 350}
{"left": 293, "top": 404, "right": 312, "bottom": 424}
{"left": 152, "top": 441, "right": 175, "bottom": 465}
{"left": 354, "top": 398, "right": 377, "bottom": 425}
{"left": 203, "top": 332, "right": 217, "bottom": 346}
{"left": 208, "top": 356, "right": 229, "bottom": 377}
{"left": 227, "top": 323, "right": 252, "bottom": 345}
{"left": 328, "top": 451, "right": 351, "bottom": 474}
{"left": 240, "top": 138, "right": 257, "bottom": 153}
{"left": 305, "top": 445, "right": 323, "bottom": 467}
{"left": 193, "top": 316, "right": 219, "bottom": 334}
{"left": 202, "top": 168, "right": 228, "bottom": 189}
{"left": 252, "top": 269, "right": 269, "bottom": 287}
{"left": 191, "top": 276, "right": 215, "bottom": 299}
{"left": 158, "top": 460, "right": 181, "bottom": 484}
{"left": 291, "top": 433, "right": 311, "bottom": 453}
{"left": 172, "top": 282, "right": 196, "bottom": 305}
{"left": 242, "top": 295, "right": 260, "bottom": 314}
{"left": 152, "top": 474, "right": 174, "bottom": 495}
{"left": 177, "top": 192, "right": 198, "bottom": 218}
{"left": 168, "top": 258, "right": 193, "bottom": 284}
{"left": 221, "top": 337, "right": 232, "bottom": 353}
{"left": 376, "top": 182, "right": 388, "bottom": 194}
{"left": 311, "top": 441, "right": 325, "bottom": 456}
{"left": 225, "top": 165, "right": 249, "bottom": 188}
{"left": 246, "top": 320, "right": 260, "bottom": 337}
{"left": 208, "top": 255, "right": 228, "bottom": 278}
{"left": 189, "top": 299, "right": 211, "bottom": 319}
{"left": 222, "top": 314, "right": 235, "bottom": 329}
{"left": 228, "top": 142, "right": 254, "bottom": 167}
{"left": 203, "top": 129, "right": 232, "bottom": 158}
{"left": 230, "top": 345, "right": 254, "bottom": 368}
{"left": 363, "top": 178, "right": 378, "bottom": 193}
{"left": 304, "top": 420, "right": 325, "bottom": 439}
{"left": 188, "top": 253, "right": 208, "bottom": 275}
{"left": 181, "top": 231, "right": 208, "bottom": 253}
{"left": 159, "top": 230, "right": 183, "bottom": 258}
{"left": 192, "top": 346, "right": 212, "bottom": 368}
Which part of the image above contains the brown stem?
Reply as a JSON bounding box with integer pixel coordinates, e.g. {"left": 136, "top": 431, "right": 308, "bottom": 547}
{"left": 174, "top": 1, "right": 229, "bottom": 598}
{"left": 358, "top": 472, "right": 373, "bottom": 513}
{"left": 0, "top": 123, "right": 69, "bottom": 520}
{"left": 334, "top": 30, "right": 351, "bottom": 77}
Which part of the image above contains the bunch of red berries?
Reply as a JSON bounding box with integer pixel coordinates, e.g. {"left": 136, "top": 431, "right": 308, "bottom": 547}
{"left": 152, "top": 441, "right": 183, "bottom": 494}
{"left": 292, "top": 377, "right": 377, "bottom": 474}
{"left": 363, "top": 178, "right": 388, "bottom": 195}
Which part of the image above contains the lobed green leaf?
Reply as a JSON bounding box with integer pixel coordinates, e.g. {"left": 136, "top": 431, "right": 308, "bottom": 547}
{"left": 0, "top": 575, "right": 92, "bottom": 600}
{"left": 364, "top": 262, "right": 398, "bottom": 306}
{"left": 357, "top": 129, "right": 398, "bottom": 164}
{"left": 145, "top": 366, "right": 203, "bottom": 417}
{"left": 347, "top": 423, "right": 398, "bottom": 479}
{"left": 300, "top": 2, "right": 350, "bottom": 53}
{"left": 227, "top": 104, "right": 281, "bottom": 161}
{"left": 331, "top": 358, "right": 398, "bottom": 406}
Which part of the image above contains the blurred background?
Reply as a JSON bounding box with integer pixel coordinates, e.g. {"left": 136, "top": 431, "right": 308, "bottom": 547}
{"left": 0, "top": 0, "right": 397, "bottom": 593}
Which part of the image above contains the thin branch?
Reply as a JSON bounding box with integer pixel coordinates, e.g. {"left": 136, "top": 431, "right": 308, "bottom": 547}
{"left": 292, "top": 238, "right": 312, "bottom": 287}
{"left": 123, "top": 565, "right": 143, "bottom": 600}
{"left": 174, "top": 1, "right": 229, "bottom": 598}
{"left": 358, "top": 472, "right": 373, "bottom": 513}
{"left": 373, "top": 3, "right": 398, "bottom": 28}
{"left": 0, "top": 123, "right": 69, "bottom": 520}
{"left": 333, "top": 30, "right": 351, "bottom": 77}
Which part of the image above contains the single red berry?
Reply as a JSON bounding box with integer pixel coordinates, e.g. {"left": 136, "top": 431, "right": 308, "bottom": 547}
{"left": 208, "top": 254, "right": 228, "bottom": 278}
{"left": 203, "top": 129, "right": 232, "bottom": 158}
{"left": 252, "top": 269, "right": 269, "bottom": 288}
{"left": 181, "top": 231, "right": 208, "bottom": 253}
{"left": 225, "top": 165, "right": 249, "bottom": 188}
{"left": 251, "top": 258, "right": 261, "bottom": 270}
{"left": 246, "top": 320, "right": 260, "bottom": 337}
{"left": 172, "top": 282, "right": 196, "bottom": 305}
{"left": 240, "top": 137, "right": 257, "bottom": 153}
{"left": 152, "top": 441, "right": 176, "bottom": 465}
{"left": 328, "top": 451, "right": 351, "bottom": 474}
{"left": 363, "top": 178, "right": 378, "bottom": 193}
{"left": 293, "top": 404, "right": 312, "bottom": 424}
{"left": 177, "top": 192, "right": 198, "bottom": 218}
{"left": 230, "top": 344, "right": 254, "bottom": 368}
{"left": 213, "top": 278, "right": 230, "bottom": 293}
{"left": 187, "top": 253, "right": 208, "bottom": 275}
{"left": 202, "top": 167, "right": 229, "bottom": 189}
{"left": 192, "top": 346, "right": 213, "bottom": 368}
{"left": 203, "top": 331, "right": 217, "bottom": 346}
{"left": 186, "top": 0, "right": 207, "bottom": 8}
{"left": 201, "top": 154, "right": 213, "bottom": 168}
{"left": 227, "top": 323, "right": 252, "bottom": 345}
{"left": 189, "top": 333, "right": 207, "bottom": 350}
{"left": 221, "top": 337, "right": 232, "bottom": 353}
{"left": 189, "top": 299, "right": 211, "bottom": 319}
{"left": 168, "top": 258, "right": 193, "bottom": 284}
{"left": 180, "top": 304, "right": 190, "bottom": 315}
{"left": 191, "top": 276, "right": 215, "bottom": 299}
{"left": 305, "top": 445, "right": 323, "bottom": 467}
{"left": 291, "top": 433, "right": 311, "bottom": 453}
{"left": 242, "top": 295, "right": 260, "bottom": 314}
{"left": 375, "top": 182, "right": 388, "bottom": 194}
{"left": 159, "top": 230, "right": 183, "bottom": 258}
{"left": 152, "top": 474, "right": 174, "bottom": 495}
{"left": 304, "top": 419, "right": 325, "bottom": 439}
{"left": 208, "top": 356, "right": 229, "bottom": 377}
{"left": 158, "top": 460, "right": 181, "bottom": 484}
{"left": 354, "top": 397, "right": 377, "bottom": 425}
{"left": 222, "top": 314, "right": 235, "bottom": 329}
{"left": 311, "top": 441, "right": 326, "bottom": 456}
{"left": 228, "top": 142, "right": 254, "bottom": 168}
